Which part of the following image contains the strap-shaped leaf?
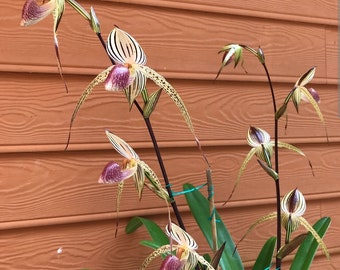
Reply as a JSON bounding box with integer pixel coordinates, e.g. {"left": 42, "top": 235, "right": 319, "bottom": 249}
{"left": 184, "top": 183, "right": 244, "bottom": 270}
{"left": 125, "top": 216, "right": 169, "bottom": 246}
{"left": 252, "top": 237, "right": 276, "bottom": 270}
{"left": 291, "top": 217, "right": 331, "bottom": 269}
{"left": 143, "top": 89, "right": 162, "bottom": 118}
{"left": 277, "top": 233, "right": 308, "bottom": 260}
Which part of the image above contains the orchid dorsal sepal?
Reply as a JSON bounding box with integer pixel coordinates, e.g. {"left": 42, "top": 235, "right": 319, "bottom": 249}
{"left": 296, "top": 66, "right": 316, "bottom": 87}
{"left": 65, "top": 0, "right": 91, "bottom": 21}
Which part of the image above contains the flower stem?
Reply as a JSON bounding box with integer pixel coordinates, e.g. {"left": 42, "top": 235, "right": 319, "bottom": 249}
{"left": 133, "top": 101, "right": 186, "bottom": 230}
{"left": 262, "top": 62, "right": 281, "bottom": 268}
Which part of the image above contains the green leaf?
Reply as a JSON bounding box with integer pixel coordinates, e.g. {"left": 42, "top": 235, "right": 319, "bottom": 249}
{"left": 143, "top": 89, "right": 162, "bottom": 118}
{"left": 184, "top": 183, "right": 244, "bottom": 270}
{"left": 125, "top": 217, "right": 169, "bottom": 247}
{"left": 252, "top": 236, "right": 276, "bottom": 270}
{"left": 290, "top": 217, "right": 331, "bottom": 270}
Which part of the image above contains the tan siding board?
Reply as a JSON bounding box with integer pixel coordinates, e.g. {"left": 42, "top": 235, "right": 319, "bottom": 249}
{"left": 0, "top": 73, "right": 337, "bottom": 149}
{"left": 0, "top": 144, "right": 339, "bottom": 221}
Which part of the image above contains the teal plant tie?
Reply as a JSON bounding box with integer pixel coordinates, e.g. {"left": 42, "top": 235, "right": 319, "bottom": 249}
{"left": 172, "top": 183, "right": 207, "bottom": 197}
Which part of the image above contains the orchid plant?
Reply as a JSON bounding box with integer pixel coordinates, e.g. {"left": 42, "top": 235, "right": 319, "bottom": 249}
{"left": 21, "top": 1, "right": 331, "bottom": 270}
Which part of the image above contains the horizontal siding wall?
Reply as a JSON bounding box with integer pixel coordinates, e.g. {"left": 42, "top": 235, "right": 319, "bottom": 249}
{"left": 0, "top": 0, "right": 338, "bottom": 269}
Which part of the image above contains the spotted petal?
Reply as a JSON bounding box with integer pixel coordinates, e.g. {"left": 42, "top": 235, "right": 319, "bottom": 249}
{"left": 137, "top": 65, "right": 197, "bottom": 140}
{"left": 66, "top": 66, "right": 114, "bottom": 149}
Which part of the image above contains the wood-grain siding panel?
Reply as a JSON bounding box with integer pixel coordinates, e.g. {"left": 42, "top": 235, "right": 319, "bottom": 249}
{"left": 0, "top": 73, "right": 337, "bottom": 149}
{"left": 0, "top": 143, "right": 339, "bottom": 223}
{"left": 4, "top": 1, "right": 336, "bottom": 79}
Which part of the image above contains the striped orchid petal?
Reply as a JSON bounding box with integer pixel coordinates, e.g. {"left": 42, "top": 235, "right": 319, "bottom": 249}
{"left": 295, "top": 66, "right": 316, "bottom": 87}
{"left": 106, "top": 27, "right": 147, "bottom": 65}
{"left": 247, "top": 126, "right": 271, "bottom": 148}
{"left": 281, "top": 189, "right": 306, "bottom": 233}
{"left": 105, "top": 130, "right": 139, "bottom": 160}
{"left": 166, "top": 223, "right": 198, "bottom": 250}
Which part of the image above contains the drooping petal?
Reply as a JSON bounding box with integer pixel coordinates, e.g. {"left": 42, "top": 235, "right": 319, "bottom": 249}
{"left": 20, "top": 0, "right": 55, "bottom": 26}
{"left": 98, "top": 161, "right": 136, "bottom": 184}
{"left": 105, "top": 130, "right": 139, "bottom": 160}
{"left": 224, "top": 147, "right": 257, "bottom": 205}
{"left": 65, "top": 66, "right": 114, "bottom": 149}
{"left": 137, "top": 65, "right": 196, "bottom": 139}
{"left": 104, "top": 64, "right": 135, "bottom": 91}
{"left": 106, "top": 27, "right": 147, "bottom": 65}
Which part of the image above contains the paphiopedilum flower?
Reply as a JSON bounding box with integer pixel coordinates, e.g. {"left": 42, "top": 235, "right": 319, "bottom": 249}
{"left": 216, "top": 44, "right": 244, "bottom": 78}
{"left": 281, "top": 189, "right": 306, "bottom": 243}
{"left": 237, "top": 189, "right": 329, "bottom": 259}
{"left": 216, "top": 44, "right": 265, "bottom": 78}
{"left": 67, "top": 27, "right": 197, "bottom": 148}
{"left": 276, "top": 67, "right": 324, "bottom": 124}
{"left": 224, "top": 126, "right": 310, "bottom": 204}
{"left": 21, "top": 0, "right": 68, "bottom": 91}
{"left": 99, "top": 129, "right": 168, "bottom": 200}
{"left": 99, "top": 130, "right": 169, "bottom": 233}
{"left": 142, "top": 223, "right": 214, "bottom": 270}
